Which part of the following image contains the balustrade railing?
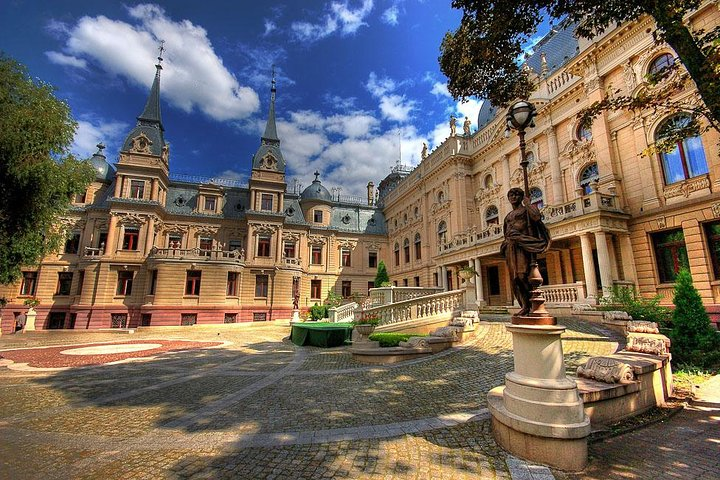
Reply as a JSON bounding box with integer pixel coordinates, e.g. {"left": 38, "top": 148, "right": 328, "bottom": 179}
{"left": 539, "top": 282, "right": 586, "bottom": 304}
{"left": 368, "top": 287, "right": 444, "bottom": 307}
{"left": 361, "top": 289, "right": 464, "bottom": 327}
{"left": 84, "top": 247, "right": 103, "bottom": 257}
{"left": 327, "top": 302, "right": 359, "bottom": 323}
{"left": 439, "top": 224, "right": 503, "bottom": 254}
{"left": 281, "top": 257, "right": 302, "bottom": 267}
{"left": 149, "top": 247, "right": 245, "bottom": 262}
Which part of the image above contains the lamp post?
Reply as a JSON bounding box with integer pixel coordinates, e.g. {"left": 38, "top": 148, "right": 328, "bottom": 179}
{"left": 505, "top": 100, "right": 549, "bottom": 319}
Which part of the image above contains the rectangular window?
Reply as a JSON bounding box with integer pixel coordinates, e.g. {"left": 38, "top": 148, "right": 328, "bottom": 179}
{"left": 111, "top": 314, "right": 128, "bottom": 328}
{"left": 253, "top": 312, "right": 267, "bottom": 322}
{"left": 20, "top": 271, "right": 37, "bottom": 296}
{"left": 148, "top": 269, "right": 158, "bottom": 295}
{"left": 56, "top": 272, "right": 73, "bottom": 296}
{"left": 311, "top": 279, "right": 321, "bottom": 299}
{"left": 414, "top": 276, "right": 420, "bottom": 287}
{"left": 141, "top": 314, "right": 152, "bottom": 326}
{"left": 342, "top": 281, "right": 351, "bottom": 298}
{"left": 314, "top": 210, "right": 323, "bottom": 223}
{"left": 311, "top": 245, "right": 322, "bottom": 264}
{"left": 369, "top": 251, "right": 377, "bottom": 268}
{"left": 64, "top": 232, "right": 81, "bottom": 254}
{"left": 181, "top": 313, "right": 197, "bottom": 326}
{"left": 227, "top": 272, "right": 238, "bottom": 296}
{"left": 130, "top": 180, "right": 145, "bottom": 199}
{"left": 433, "top": 273, "right": 438, "bottom": 287}
{"left": 116, "top": 271, "right": 134, "bottom": 296}
{"left": 257, "top": 235, "right": 271, "bottom": 257}
{"left": 652, "top": 229, "right": 689, "bottom": 283}
{"left": 47, "top": 312, "right": 66, "bottom": 329}
{"left": 403, "top": 278, "right": 408, "bottom": 287}
{"left": 404, "top": 244, "right": 410, "bottom": 263}
{"left": 284, "top": 241, "right": 296, "bottom": 258}
{"left": 705, "top": 222, "right": 720, "bottom": 279}
{"left": 76, "top": 270, "right": 85, "bottom": 295}
{"left": 199, "top": 237, "right": 213, "bottom": 250}
{"left": 169, "top": 234, "right": 182, "bottom": 248}
{"left": 394, "top": 249, "right": 400, "bottom": 266}
{"left": 368, "top": 281, "right": 375, "bottom": 292}
{"left": 185, "top": 270, "right": 201, "bottom": 295}
{"left": 255, "top": 274, "right": 269, "bottom": 297}
{"left": 122, "top": 227, "right": 139, "bottom": 250}
{"left": 224, "top": 313, "right": 237, "bottom": 324}
{"left": 261, "top": 193, "right": 273, "bottom": 211}
{"left": 229, "top": 239, "right": 243, "bottom": 251}
{"left": 341, "top": 248, "right": 351, "bottom": 267}
{"left": 98, "top": 232, "right": 108, "bottom": 250}
{"left": 204, "top": 196, "right": 216, "bottom": 212}
{"left": 74, "top": 192, "right": 86, "bottom": 204}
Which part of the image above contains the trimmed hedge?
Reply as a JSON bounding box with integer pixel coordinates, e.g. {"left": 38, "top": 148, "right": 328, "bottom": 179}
{"left": 368, "top": 332, "right": 428, "bottom": 348}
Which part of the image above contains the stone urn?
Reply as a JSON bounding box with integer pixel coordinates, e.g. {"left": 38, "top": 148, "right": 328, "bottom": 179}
{"left": 354, "top": 323, "right": 376, "bottom": 337}
{"left": 459, "top": 268, "right": 475, "bottom": 280}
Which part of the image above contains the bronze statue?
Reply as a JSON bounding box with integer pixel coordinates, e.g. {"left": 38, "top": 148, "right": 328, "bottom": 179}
{"left": 500, "top": 187, "right": 550, "bottom": 316}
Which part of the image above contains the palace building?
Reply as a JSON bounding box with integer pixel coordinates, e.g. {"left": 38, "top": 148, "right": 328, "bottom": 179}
{"left": 1, "top": 3, "right": 719, "bottom": 331}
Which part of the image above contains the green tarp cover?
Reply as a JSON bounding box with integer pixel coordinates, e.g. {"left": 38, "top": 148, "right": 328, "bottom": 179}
{"left": 290, "top": 323, "right": 353, "bottom": 347}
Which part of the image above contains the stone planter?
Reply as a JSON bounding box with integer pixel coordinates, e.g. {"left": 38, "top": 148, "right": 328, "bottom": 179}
{"left": 354, "top": 323, "right": 376, "bottom": 337}
{"left": 459, "top": 269, "right": 475, "bottom": 280}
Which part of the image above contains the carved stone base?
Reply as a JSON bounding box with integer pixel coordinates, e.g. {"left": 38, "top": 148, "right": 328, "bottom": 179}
{"left": 511, "top": 314, "right": 557, "bottom": 326}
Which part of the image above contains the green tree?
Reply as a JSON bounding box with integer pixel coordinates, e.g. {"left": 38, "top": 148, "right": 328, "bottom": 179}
{"left": 670, "top": 268, "right": 720, "bottom": 368}
{"left": 439, "top": 1, "right": 720, "bottom": 139}
{"left": 0, "top": 54, "right": 94, "bottom": 284}
{"left": 374, "top": 260, "right": 390, "bottom": 288}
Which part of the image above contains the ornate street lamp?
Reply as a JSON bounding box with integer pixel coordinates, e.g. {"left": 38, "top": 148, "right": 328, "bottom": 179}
{"left": 505, "top": 100, "right": 550, "bottom": 319}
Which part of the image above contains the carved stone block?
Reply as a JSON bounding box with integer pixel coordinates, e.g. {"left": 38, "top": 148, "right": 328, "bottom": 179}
{"left": 603, "top": 310, "right": 632, "bottom": 322}
{"left": 572, "top": 303, "right": 595, "bottom": 312}
{"left": 626, "top": 320, "right": 659, "bottom": 334}
{"left": 577, "top": 357, "right": 635, "bottom": 384}
{"left": 399, "top": 337, "right": 429, "bottom": 349}
{"left": 430, "top": 326, "right": 461, "bottom": 340}
{"left": 625, "top": 333, "right": 670, "bottom": 355}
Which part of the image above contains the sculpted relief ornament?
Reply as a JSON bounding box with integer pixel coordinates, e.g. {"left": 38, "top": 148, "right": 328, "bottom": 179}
{"left": 259, "top": 153, "right": 277, "bottom": 170}
{"left": 510, "top": 160, "right": 547, "bottom": 186}
{"left": 129, "top": 133, "right": 153, "bottom": 154}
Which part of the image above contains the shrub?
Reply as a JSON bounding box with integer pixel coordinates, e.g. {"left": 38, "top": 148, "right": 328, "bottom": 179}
{"left": 309, "top": 303, "right": 328, "bottom": 321}
{"left": 374, "top": 261, "right": 389, "bottom": 287}
{"left": 669, "top": 269, "right": 720, "bottom": 369}
{"left": 324, "top": 291, "right": 342, "bottom": 308}
{"left": 599, "top": 284, "right": 671, "bottom": 327}
{"left": 368, "top": 332, "right": 428, "bottom": 347}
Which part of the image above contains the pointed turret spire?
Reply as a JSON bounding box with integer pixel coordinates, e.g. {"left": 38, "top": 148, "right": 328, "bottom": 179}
{"left": 137, "top": 41, "right": 165, "bottom": 129}
{"left": 251, "top": 66, "right": 285, "bottom": 173}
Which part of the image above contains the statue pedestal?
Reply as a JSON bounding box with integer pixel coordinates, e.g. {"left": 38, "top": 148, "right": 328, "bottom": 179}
{"left": 24, "top": 308, "right": 37, "bottom": 331}
{"left": 290, "top": 309, "right": 301, "bottom": 323}
{"left": 487, "top": 324, "right": 590, "bottom": 471}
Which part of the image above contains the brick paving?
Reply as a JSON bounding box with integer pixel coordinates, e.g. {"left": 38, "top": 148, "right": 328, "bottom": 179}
{"left": 1, "top": 318, "right": 711, "bottom": 479}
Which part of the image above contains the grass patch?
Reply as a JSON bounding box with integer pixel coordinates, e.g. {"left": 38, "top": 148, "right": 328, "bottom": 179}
{"left": 673, "top": 366, "right": 716, "bottom": 398}
{"left": 368, "top": 332, "right": 428, "bottom": 347}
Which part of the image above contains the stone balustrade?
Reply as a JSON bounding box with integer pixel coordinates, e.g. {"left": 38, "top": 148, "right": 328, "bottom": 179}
{"left": 368, "top": 287, "right": 444, "bottom": 307}
{"left": 539, "top": 281, "right": 587, "bottom": 304}
{"left": 84, "top": 247, "right": 103, "bottom": 257}
{"left": 149, "top": 247, "right": 245, "bottom": 263}
{"left": 542, "top": 191, "right": 622, "bottom": 225}
{"left": 327, "top": 302, "right": 359, "bottom": 323}
{"left": 361, "top": 289, "right": 464, "bottom": 327}
{"left": 438, "top": 224, "right": 503, "bottom": 254}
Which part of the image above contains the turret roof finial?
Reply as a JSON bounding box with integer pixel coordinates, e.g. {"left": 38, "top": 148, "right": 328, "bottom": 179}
{"left": 314, "top": 171, "right": 320, "bottom": 181}
{"left": 96, "top": 143, "right": 106, "bottom": 154}
{"left": 157, "top": 40, "right": 165, "bottom": 67}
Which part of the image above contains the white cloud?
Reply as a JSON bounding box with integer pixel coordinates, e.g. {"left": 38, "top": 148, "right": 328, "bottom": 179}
{"left": 215, "top": 169, "right": 247, "bottom": 183}
{"left": 291, "top": 0, "right": 374, "bottom": 42}
{"left": 379, "top": 94, "right": 415, "bottom": 122}
{"left": 72, "top": 118, "right": 129, "bottom": 158}
{"left": 52, "top": 4, "right": 259, "bottom": 122}
{"left": 366, "top": 72, "right": 396, "bottom": 97}
{"left": 263, "top": 20, "right": 276, "bottom": 36}
{"left": 382, "top": 6, "right": 399, "bottom": 26}
{"left": 45, "top": 51, "right": 87, "bottom": 69}
{"left": 430, "top": 81, "right": 450, "bottom": 98}
{"left": 326, "top": 112, "right": 379, "bottom": 138}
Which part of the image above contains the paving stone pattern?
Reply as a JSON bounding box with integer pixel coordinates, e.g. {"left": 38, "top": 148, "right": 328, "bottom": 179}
{"left": 0, "top": 319, "right": 628, "bottom": 479}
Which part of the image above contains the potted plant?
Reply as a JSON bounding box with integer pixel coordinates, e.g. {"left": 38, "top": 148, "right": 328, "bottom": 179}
{"left": 23, "top": 297, "right": 40, "bottom": 310}
{"left": 458, "top": 265, "right": 477, "bottom": 280}
{"left": 353, "top": 312, "right": 380, "bottom": 337}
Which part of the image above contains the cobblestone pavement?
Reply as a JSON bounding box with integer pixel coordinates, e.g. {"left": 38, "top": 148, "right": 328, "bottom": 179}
{"left": 0, "top": 319, "right": 625, "bottom": 479}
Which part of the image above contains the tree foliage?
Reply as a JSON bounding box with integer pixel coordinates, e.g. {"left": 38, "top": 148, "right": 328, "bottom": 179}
{"left": 670, "top": 268, "right": 720, "bottom": 369}
{"left": 0, "top": 54, "right": 94, "bottom": 285}
{"left": 374, "top": 260, "right": 390, "bottom": 288}
{"left": 440, "top": 1, "right": 720, "bottom": 138}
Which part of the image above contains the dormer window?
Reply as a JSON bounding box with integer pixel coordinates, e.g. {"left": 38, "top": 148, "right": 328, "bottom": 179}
{"left": 130, "top": 180, "right": 145, "bottom": 199}
{"left": 261, "top": 194, "right": 273, "bottom": 211}
{"left": 314, "top": 210, "right": 323, "bottom": 223}
{"left": 204, "top": 196, "right": 217, "bottom": 212}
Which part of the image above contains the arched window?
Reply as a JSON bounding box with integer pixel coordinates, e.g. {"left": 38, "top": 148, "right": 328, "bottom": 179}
{"left": 403, "top": 213, "right": 408, "bottom": 224}
{"left": 414, "top": 233, "right": 422, "bottom": 260}
{"left": 485, "top": 205, "right": 499, "bottom": 226}
{"left": 403, "top": 238, "right": 410, "bottom": 263}
{"left": 656, "top": 114, "right": 708, "bottom": 185}
{"left": 579, "top": 163, "right": 599, "bottom": 195}
{"left": 576, "top": 122, "right": 592, "bottom": 142}
{"left": 649, "top": 53, "right": 675, "bottom": 75}
{"left": 438, "top": 221, "right": 447, "bottom": 245}
{"left": 530, "top": 187, "right": 544, "bottom": 208}
{"left": 414, "top": 206, "right": 419, "bottom": 218}
{"left": 437, "top": 191, "right": 445, "bottom": 203}
{"left": 484, "top": 174, "right": 493, "bottom": 188}
{"left": 394, "top": 242, "right": 400, "bottom": 266}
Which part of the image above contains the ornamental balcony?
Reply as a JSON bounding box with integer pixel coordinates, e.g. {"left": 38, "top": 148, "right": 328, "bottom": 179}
{"left": 148, "top": 247, "right": 246, "bottom": 265}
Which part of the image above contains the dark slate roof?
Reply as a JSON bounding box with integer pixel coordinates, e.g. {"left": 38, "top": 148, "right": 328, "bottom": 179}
{"left": 121, "top": 64, "right": 166, "bottom": 156}
{"left": 165, "top": 185, "right": 199, "bottom": 215}
{"left": 283, "top": 198, "right": 307, "bottom": 224}
{"left": 476, "top": 19, "right": 579, "bottom": 130}
{"left": 251, "top": 80, "right": 286, "bottom": 173}
{"left": 330, "top": 207, "right": 387, "bottom": 234}
{"left": 300, "top": 178, "right": 333, "bottom": 202}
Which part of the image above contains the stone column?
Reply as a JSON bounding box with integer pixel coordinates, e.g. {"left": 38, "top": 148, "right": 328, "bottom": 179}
{"left": 594, "top": 231, "right": 613, "bottom": 298}
{"left": 474, "top": 257, "right": 485, "bottom": 306}
{"left": 113, "top": 175, "right": 123, "bottom": 198}
{"left": 80, "top": 218, "right": 96, "bottom": 255}
{"left": 618, "top": 233, "right": 637, "bottom": 284}
{"left": 579, "top": 233, "right": 597, "bottom": 303}
{"left": 104, "top": 215, "right": 118, "bottom": 256}
{"left": 561, "top": 249, "right": 574, "bottom": 284}
{"left": 607, "top": 234, "right": 619, "bottom": 283}
{"left": 144, "top": 216, "right": 155, "bottom": 255}
{"left": 436, "top": 267, "right": 442, "bottom": 288}
{"left": 545, "top": 126, "right": 564, "bottom": 204}
{"left": 502, "top": 154, "right": 511, "bottom": 214}
{"left": 632, "top": 117, "right": 661, "bottom": 211}
{"left": 151, "top": 178, "right": 159, "bottom": 201}
{"left": 440, "top": 265, "right": 448, "bottom": 291}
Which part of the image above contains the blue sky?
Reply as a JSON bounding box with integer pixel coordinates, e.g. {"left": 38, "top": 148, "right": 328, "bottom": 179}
{"left": 2, "top": 1, "right": 491, "bottom": 196}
